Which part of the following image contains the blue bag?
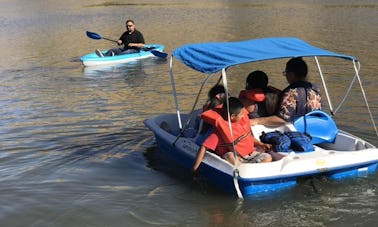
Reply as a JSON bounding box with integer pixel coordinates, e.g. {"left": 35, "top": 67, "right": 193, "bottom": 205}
{"left": 260, "top": 131, "right": 291, "bottom": 152}
{"left": 284, "top": 131, "right": 314, "bottom": 152}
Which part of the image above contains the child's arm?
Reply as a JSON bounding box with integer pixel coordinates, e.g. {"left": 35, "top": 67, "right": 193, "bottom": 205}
{"left": 192, "top": 146, "right": 207, "bottom": 173}
{"left": 254, "top": 138, "right": 272, "bottom": 152}
{"left": 193, "top": 131, "right": 219, "bottom": 173}
{"left": 250, "top": 115, "right": 286, "bottom": 127}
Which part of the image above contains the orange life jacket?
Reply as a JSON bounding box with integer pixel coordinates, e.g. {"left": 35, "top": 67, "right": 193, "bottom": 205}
{"left": 200, "top": 108, "right": 255, "bottom": 157}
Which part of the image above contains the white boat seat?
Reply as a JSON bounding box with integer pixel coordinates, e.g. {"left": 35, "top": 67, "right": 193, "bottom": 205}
{"left": 293, "top": 110, "right": 338, "bottom": 144}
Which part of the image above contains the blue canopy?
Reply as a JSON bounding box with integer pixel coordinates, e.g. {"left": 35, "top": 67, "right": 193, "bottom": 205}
{"left": 172, "top": 37, "right": 357, "bottom": 74}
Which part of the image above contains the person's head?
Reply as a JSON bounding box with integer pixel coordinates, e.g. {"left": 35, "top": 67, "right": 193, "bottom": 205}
{"left": 126, "top": 19, "right": 136, "bottom": 32}
{"left": 222, "top": 97, "right": 244, "bottom": 122}
{"left": 283, "top": 57, "right": 308, "bottom": 83}
{"left": 206, "top": 84, "right": 226, "bottom": 110}
{"left": 208, "top": 84, "right": 225, "bottom": 99}
{"left": 245, "top": 70, "right": 268, "bottom": 90}
{"left": 238, "top": 89, "right": 265, "bottom": 114}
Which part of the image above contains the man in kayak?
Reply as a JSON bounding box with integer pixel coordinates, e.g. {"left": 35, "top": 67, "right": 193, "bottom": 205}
{"left": 95, "top": 19, "right": 145, "bottom": 57}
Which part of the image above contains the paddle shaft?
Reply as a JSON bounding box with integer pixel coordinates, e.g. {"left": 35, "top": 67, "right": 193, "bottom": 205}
{"left": 102, "top": 37, "right": 118, "bottom": 43}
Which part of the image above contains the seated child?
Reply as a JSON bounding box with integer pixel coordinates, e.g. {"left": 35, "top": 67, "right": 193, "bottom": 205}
{"left": 203, "top": 84, "right": 226, "bottom": 111}
{"left": 244, "top": 70, "right": 281, "bottom": 117}
{"left": 238, "top": 89, "right": 266, "bottom": 117}
{"left": 193, "top": 97, "right": 272, "bottom": 170}
{"left": 239, "top": 89, "right": 286, "bottom": 161}
{"left": 195, "top": 84, "right": 226, "bottom": 146}
{"left": 192, "top": 85, "right": 226, "bottom": 173}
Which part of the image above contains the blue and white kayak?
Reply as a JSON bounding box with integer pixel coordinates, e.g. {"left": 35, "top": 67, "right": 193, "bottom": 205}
{"left": 80, "top": 44, "right": 165, "bottom": 67}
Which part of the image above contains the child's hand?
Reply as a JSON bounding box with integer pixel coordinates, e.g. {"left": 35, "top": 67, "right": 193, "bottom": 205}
{"left": 258, "top": 143, "right": 272, "bottom": 152}
{"left": 250, "top": 118, "right": 258, "bottom": 126}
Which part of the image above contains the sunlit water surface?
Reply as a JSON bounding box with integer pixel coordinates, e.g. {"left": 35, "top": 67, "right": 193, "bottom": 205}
{"left": 0, "top": 0, "right": 377, "bottom": 226}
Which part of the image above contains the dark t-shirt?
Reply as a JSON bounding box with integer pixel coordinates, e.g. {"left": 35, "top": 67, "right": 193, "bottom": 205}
{"left": 119, "top": 29, "right": 145, "bottom": 50}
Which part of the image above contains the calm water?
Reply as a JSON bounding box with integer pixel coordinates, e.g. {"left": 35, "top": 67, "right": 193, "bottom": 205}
{"left": 0, "top": 0, "right": 377, "bottom": 226}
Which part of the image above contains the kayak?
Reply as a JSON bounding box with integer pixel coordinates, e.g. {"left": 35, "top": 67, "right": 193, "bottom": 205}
{"left": 80, "top": 44, "right": 165, "bottom": 67}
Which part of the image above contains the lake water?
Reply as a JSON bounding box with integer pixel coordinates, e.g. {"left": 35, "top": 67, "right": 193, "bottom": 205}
{"left": 0, "top": 0, "right": 377, "bottom": 226}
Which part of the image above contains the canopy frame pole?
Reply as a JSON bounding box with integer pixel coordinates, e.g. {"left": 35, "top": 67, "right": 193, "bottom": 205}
{"left": 172, "top": 73, "right": 215, "bottom": 146}
{"left": 323, "top": 59, "right": 377, "bottom": 137}
{"left": 314, "top": 56, "right": 334, "bottom": 115}
{"left": 221, "top": 68, "right": 244, "bottom": 200}
{"left": 334, "top": 68, "right": 358, "bottom": 114}
{"left": 169, "top": 55, "right": 182, "bottom": 129}
{"left": 194, "top": 74, "right": 223, "bottom": 139}
{"left": 352, "top": 60, "right": 378, "bottom": 136}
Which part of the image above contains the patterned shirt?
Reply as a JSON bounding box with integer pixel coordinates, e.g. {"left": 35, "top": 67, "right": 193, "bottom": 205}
{"left": 277, "top": 81, "right": 321, "bottom": 122}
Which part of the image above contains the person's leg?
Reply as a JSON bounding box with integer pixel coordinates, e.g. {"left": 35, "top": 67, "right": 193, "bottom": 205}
{"left": 243, "top": 152, "right": 272, "bottom": 163}
{"left": 119, "top": 49, "right": 139, "bottom": 55}
{"left": 261, "top": 153, "right": 272, "bottom": 162}
{"left": 223, "top": 152, "right": 241, "bottom": 165}
{"left": 95, "top": 49, "right": 104, "bottom": 57}
{"left": 268, "top": 151, "right": 286, "bottom": 161}
{"left": 104, "top": 48, "right": 123, "bottom": 56}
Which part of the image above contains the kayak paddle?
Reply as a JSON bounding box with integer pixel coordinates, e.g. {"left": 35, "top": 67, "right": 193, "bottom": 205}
{"left": 86, "top": 31, "right": 118, "bottom": 43}
{"left": 151, "top": 50, "right": 168, "bottom": 58}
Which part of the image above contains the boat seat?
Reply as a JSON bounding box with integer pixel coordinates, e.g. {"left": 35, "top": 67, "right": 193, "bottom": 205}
{"left": 182, "top": 127, "right": 197, "bottom": 138}
{"left": 160, "top": 121, "right": 172, "bottom": 133}
{"left": 293, "top": 110, "right": 338, "bottom": 144}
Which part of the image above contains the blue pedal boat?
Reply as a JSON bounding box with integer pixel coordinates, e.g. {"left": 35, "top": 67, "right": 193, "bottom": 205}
{"left": 144, "top": 37, "right": 378, "bottom": 199}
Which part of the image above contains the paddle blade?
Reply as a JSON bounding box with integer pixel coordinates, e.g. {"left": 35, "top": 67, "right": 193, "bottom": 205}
{"left": 86, "top": 31, "right": 102, "bottom": 40}
{"left": 151, "top": 50, "right": 168, "bottom": 58}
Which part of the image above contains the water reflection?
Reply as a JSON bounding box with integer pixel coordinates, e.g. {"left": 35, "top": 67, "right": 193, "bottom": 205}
{"left": 82, "top": 57, "right": 166, "bottom": 79}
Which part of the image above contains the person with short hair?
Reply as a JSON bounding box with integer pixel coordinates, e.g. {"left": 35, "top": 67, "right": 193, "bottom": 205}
{"left": 244, "top": 70, "right": 281, "bottom": 118}
{"left": 95, "top": 19, "right": 145, "bottom": 57}
{"left": 250, "top": 57, "right": 322, "bottom": 127}
{"left": 239, "top": 89, "right": 286, "bottom": 161}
